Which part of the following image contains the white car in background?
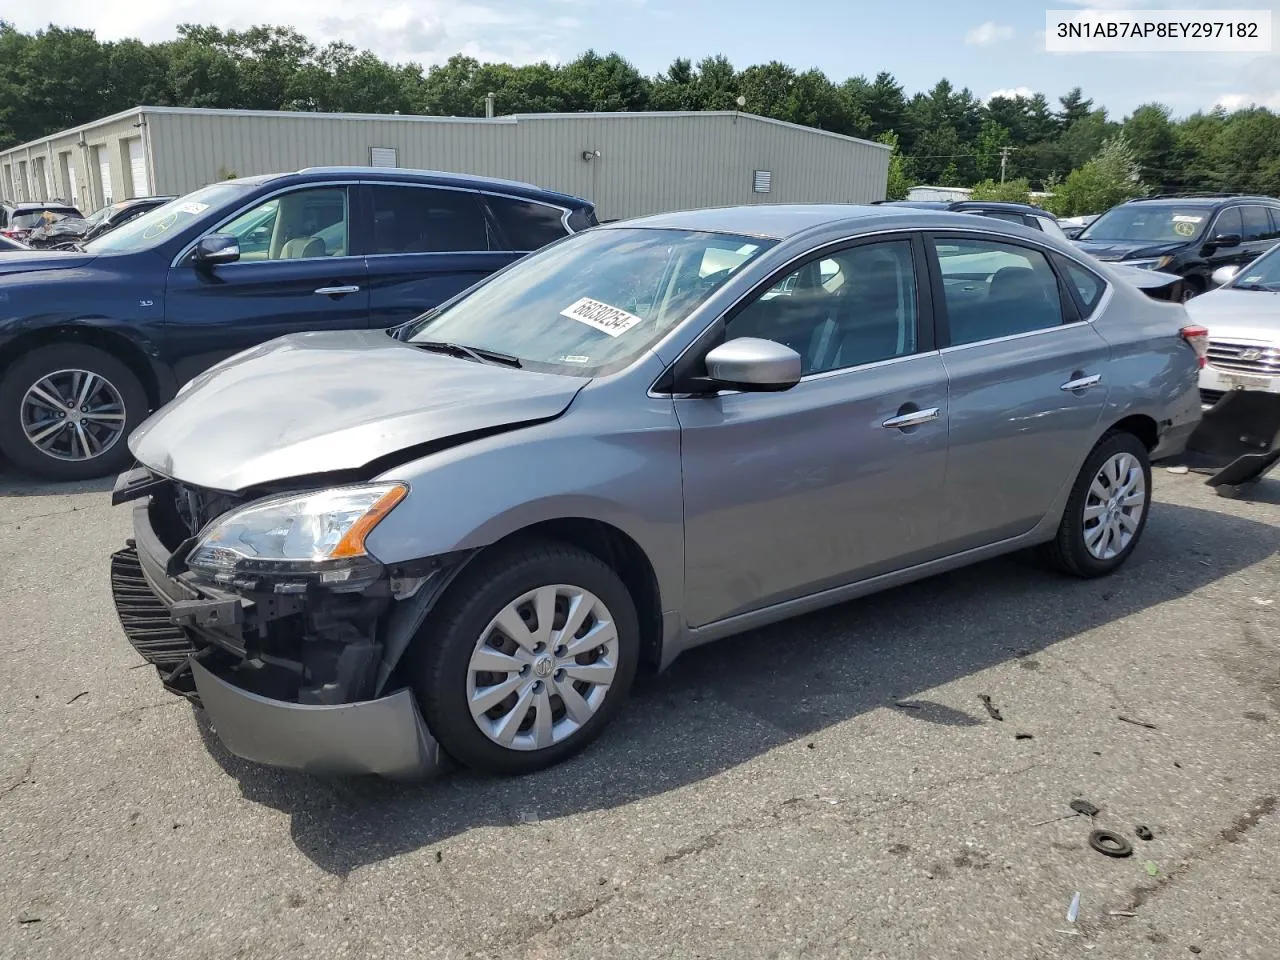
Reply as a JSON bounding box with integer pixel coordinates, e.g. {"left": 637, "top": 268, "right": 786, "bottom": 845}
{"left": 1186, "top": 245, "right": 1280, "bottom": 407}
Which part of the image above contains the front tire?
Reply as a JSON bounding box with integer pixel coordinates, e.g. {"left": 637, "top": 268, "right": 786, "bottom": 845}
{"left": 0, "top": 343, "right": 149, "bottom": 481}
{"left": 1040, "top": 431, "right": 1153, "bottom": 578}
{"left": 410, "top": 540, "right": 640, "bottom": 775}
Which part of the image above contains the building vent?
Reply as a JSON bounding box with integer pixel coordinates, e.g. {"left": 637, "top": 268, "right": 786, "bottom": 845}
{"left": 753, "top": 170, "right": 772, "bottom": 194}
{"left": 370, "top": 147, "right": 398, "bottom": 168}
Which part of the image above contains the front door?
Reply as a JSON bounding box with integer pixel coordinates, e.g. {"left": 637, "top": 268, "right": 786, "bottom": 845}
{"left": 164, "top": 185, "right": 370, "bottom": 385}
{"left": 928, "top": 233, "right": 1112, "bottom": 552}
{"left": 678, "top": 235, "right": 950, "bottom": 628}
{"left": 362, "top": 183, "right": 518, "bottom": 330}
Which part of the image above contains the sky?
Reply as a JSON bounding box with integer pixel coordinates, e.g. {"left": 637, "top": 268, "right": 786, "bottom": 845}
{"left": 8, "top": 0, "right": 1280, "bottom": 118}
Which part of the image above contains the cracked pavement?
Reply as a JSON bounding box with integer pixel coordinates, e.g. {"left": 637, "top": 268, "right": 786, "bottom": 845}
{"left": 2, "top": 465, "right": 1279, "bottom": 959}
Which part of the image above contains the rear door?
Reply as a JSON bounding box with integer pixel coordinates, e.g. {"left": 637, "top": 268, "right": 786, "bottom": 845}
{"left": 928, "top": 232, "right": 1113, "bottom": 553}
{"left": 1238, "top": 205, "right": 1277, "bottom": 268}
{"left": 361, "top": 183, "right": 517, "bottom": 330}
{"left": 163, "top": 184, "right": 369, "bottom": 384}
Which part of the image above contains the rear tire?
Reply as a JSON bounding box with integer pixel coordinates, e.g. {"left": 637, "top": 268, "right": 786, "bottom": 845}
{"left": 1039, "top": 431, "right": 1153, "bottom": 578}
{"left": 0, "top": 343, "right": 148, "bottom": 482}
{"left": 409, "top": 540, "right": 640, "bottom": 776}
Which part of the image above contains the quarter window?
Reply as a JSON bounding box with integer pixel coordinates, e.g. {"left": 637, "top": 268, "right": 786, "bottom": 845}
{"left": 1058, "top": 257, "right": 1107, "bottom": 316}
{"left": 934, "top": 238, "right": 1065, "bottom": 345}
{"left": 727, "top": 240, "right": 919, "bottom": 375}
{"left": 486, "top": 195, "right": 570, "bottom": 250}
{"left": 219, "top": 188, "right": 349, "bottom": 261}
{"left": 369, "top": 186, "right": 489, "bottom": 254}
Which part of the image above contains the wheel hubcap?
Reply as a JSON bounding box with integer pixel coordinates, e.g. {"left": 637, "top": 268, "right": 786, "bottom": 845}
{"left": 1083, "top": 452, "right": 1147, "bottom": 560}
{"left": 466, "top": 584, "right": 619, "bottom": 752}
{"left": 20, "top": 368, "right": 126, "bottom": 462}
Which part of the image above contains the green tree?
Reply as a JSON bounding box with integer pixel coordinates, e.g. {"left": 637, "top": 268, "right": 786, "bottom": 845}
{"left": 878, "top": 130, "right": 913, "bottom": 200}
{"left": 1045, "top": 133, "right": 1147, "bottom": 216}
{"left": 968, "top": 177, "right": 1031, "bottom": 202}
{"left": 1123, "top": 103, "right": 1176, "bottom": 187}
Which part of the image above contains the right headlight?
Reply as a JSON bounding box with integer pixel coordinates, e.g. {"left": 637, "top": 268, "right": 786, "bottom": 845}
{"left": 186, "top": 483, "right": 407, "bottom": 587}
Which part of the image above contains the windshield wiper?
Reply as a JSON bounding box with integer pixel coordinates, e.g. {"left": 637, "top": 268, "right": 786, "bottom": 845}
{"left": 413, "top": 340, "right": 522, "bottom": 368}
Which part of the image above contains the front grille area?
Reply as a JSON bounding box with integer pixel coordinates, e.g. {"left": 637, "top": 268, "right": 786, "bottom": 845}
{"left": 109, "top": 546, "right": 198, "bottom": 696}
{"left": 1207, "top": 341, "right": 1280, "bottom": 377}
{"left": 1201, "top": 388, "right": 1225, "bottom": 407}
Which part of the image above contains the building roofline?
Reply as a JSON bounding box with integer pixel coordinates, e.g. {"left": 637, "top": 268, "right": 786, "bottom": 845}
{"left": 1, "top": 105, "right": 891, "bottom": 158}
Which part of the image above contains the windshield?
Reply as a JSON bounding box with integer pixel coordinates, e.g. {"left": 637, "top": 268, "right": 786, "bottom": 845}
{"left": 12, "top": 210, "right": 73, "bottom": 229}
{"left": 84, "top": 205, "right": 113, "bottom": 226}
{"left": 1080, "top": 205, "right": 1209, "bottom": 243}
{"left": 402, "top": 227, "right": 775, "bottom": 375}
{"left": 85, "top": 183, "right": 252, "bottom": 254}
{"left": 1230, "top": 244, "right": 1280, "bottom": 290}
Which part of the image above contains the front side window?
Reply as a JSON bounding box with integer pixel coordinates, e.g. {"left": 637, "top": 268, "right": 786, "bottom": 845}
{"left": 727, "top": 240, "right": 919, "bottom": 375}
{"left": 369, "top": 185, "right": 488, "bottom": 254}
{"left": 1210, "top": 206, "right": 1242, "bottom": 240}
{"left": 486, "top": 194, "right": 570, "bottom": 250}
{"left": 934, "top": 238, "right": 1065, "bottom": 346}
{"left": 218, "top": 187, "right": 349, "bottom": 261}
{"left": 402, "top": 227, "right": 773, "bottom": 375}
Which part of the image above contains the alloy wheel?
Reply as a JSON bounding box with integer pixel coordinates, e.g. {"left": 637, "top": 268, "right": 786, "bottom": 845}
{"left": 466, "top": 584, "right": 620, "bottom": 751}
{"left": 1082, "top": 451, "right": 1147, "bottom": 560}
{"left": 20, "top": 368, "right": 128, "bottom": 462}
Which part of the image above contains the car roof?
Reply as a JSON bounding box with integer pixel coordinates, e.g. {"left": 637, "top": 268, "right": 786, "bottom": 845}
{"left": 1122, "top": 195, "right": 1280, "bottom": 208}
{"left": 227, "top": 167, "right": 593, "bottom": 208}
{"left": 951, "top": 200, "right": 1050, "bottom": 215}
{"left": 611, "top": 203, "right": 1035, "bottom": 241}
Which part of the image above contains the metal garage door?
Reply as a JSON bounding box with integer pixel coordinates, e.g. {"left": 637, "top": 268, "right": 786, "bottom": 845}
{"left": 129, "top": 139, "right": 147, "bottom": 197}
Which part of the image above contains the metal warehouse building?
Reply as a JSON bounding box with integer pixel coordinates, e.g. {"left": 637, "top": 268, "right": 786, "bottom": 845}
{"left": 0, "top": 106, "right": 890, "bottom": 221}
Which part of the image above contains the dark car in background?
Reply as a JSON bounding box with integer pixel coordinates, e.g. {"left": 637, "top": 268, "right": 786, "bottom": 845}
{"left": 1072, "top": 194, "right": 1280, "bottom": 299}
{"left": 25, "top": 196, "right": 177, "bottom": 249}
{"left": 0, "top": 166, "right": 597, "bottom": 481}
{"left": 0, "top": 200, "right": 84, "bottom": 243}
{"left": 876, "top": 199, "right": 1068, "bottom": 239}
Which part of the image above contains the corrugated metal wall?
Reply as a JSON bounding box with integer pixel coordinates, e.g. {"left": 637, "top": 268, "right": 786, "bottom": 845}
{"left": 145, "top": 110, "right": 889, "bottom": 219}
{"left": 6, "top": 108, "right": 890, "bottom": 221}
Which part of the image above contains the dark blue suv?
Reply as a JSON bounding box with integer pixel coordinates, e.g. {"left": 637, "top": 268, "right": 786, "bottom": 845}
{"left": 0, "top": 167, "right": 597, "bottom": 480}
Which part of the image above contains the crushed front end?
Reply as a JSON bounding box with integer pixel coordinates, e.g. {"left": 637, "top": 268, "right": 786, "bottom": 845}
{"left": 108, "top": 467, "right": 464, "bottom": 779}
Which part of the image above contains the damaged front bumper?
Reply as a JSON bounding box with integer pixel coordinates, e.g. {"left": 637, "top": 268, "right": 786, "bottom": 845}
{"left": 108, "top": 471, "right": 462, "bottom": 780}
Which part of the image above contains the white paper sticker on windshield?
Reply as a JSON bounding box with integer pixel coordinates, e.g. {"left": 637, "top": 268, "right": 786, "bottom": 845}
{"left": 1243, "top": 275, "right": 1263, "bottom": 283}
{"left": 1172, "top": 215, "right": 1204, "bottom": 223}
{"left": 560, "top": 297, "right": 643, "bottom": 337}
{"left": 559, "top": 355, "right": 590, "bottom": 364}
{"left": 178, "top": 201, "right": 210, "bottom": 215}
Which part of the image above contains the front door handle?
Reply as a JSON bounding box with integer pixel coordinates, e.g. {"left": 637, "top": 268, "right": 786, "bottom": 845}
{"left": 882, "top": 407, "right": 940, "bottom": 430}
{"left": 1060, "top": 373, "right": 1102, "bottom": 392}
{"left": 315, "top": 284, "right": 361, "bottom": 296}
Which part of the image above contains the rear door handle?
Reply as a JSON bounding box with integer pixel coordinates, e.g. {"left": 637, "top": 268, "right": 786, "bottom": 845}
{"left": 882, "top": 407, "right": 940, "bottom": 430}
{"left": 1060, "top": 373, "right": 1102, "bottom": 392}
{"left": 315, "top": 285, "right": 361, "bottom": 296}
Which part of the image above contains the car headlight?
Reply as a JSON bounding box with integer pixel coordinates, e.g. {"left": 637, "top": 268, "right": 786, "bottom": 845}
{"left": 186, "top": 483, "right": 407, "bottom": 586}
{"left": 1126, "top": 256, "right": 1174, "bottom": 271}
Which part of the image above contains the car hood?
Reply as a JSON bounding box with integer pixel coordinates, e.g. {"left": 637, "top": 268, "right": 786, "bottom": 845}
{"left": 1184, "top": 288, "right": 1280, "bottom": 341}
{"left": 1073, "top": 239, "right": 1184, "bottom": 262}
{"left": 128, "top": 329, "right": 588, "bottom": 492}
{"left": 1106, "top": 264, "right": 1183, "bottom": 290}
{"left": 0, "top": 250, "right": 95, "bottom": 274}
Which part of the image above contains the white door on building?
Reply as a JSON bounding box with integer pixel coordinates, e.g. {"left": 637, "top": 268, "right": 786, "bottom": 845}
{"left": 98, "top": 150, "right": 113, "bottom": 204}
{"left": 67, "top": 163, "right": 78, "bottom": 206}
{"left": 128, "top": 139, "right": 147, "bottom": 197}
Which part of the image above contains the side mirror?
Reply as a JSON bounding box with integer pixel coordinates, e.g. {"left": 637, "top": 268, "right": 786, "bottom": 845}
{"left": 1211, "top": 265, "right": 1240, "bottom": 287}
{"left": 702, "top": 337, "right": 802, "bottom": 392}
{"left": 1207, "top": 232, "right": 1241, "bottom": 250}
{"left": 193, "top": 234, "right": 240, "bottom": 266}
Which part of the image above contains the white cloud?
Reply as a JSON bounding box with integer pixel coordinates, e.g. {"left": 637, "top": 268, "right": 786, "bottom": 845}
{"left": 987, "top": 87, "right": 1035, "bottom": 102}
{"left": 1216, "top": 91, "right": 1280, "bottom": 111}
{"left": 5, "top": 0, "right": 576, "bottom": 67}
{"left": 965, "top": 22, "right": 1015, "bottom": 46}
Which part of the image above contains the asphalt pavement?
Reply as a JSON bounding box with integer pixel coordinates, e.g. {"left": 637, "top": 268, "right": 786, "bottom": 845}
{"left": 2, "top": 465, "right": 1278, "bottom": 959}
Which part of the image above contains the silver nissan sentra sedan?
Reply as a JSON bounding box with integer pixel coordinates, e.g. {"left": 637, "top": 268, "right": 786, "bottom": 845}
{"left": 110, "top": 204, "right": 1205, "bottom": 779}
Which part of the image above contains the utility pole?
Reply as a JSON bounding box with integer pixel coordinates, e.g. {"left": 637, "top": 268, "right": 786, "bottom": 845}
{"left": 999, "top": 145, "right": 1013, "bottom": 184}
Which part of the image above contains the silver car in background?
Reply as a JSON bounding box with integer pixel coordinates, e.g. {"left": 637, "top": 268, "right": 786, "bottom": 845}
{"left": 110, "top": 205, "right": 1204, "bottom": 780}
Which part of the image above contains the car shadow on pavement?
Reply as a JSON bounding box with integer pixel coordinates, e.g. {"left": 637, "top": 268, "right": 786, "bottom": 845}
{"left": 192, "top": 497, "right": 1280, "bottom": 876}
{"left": 0, "top": 462, "right": 114, "bottom": 498}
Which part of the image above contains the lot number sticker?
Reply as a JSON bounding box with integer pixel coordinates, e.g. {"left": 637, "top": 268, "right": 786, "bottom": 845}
{"left": 560, "top": 297, "right": 644, "bottom": 337}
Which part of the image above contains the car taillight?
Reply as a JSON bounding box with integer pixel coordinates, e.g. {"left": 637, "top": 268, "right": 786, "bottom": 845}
{"left": 1180, "top": 325, "right": 1209, "bottom": 368}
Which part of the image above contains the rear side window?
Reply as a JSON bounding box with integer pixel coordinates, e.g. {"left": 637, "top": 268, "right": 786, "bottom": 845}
{"left": 1240, "top": 205, "right": 1271, "bottom": 242}
{"left": 369, "top": 185, "right": 489, "bottom": 254}
{"left": 1056, "top": 256, "right": 1107, "bottom": 316}
{"left": 486, "top": 195, "right": 569, "bottom": 250}
{"left": 934, "top": 238, "right": 1065, "bottom": 346}
{"left": 1268, "top": 208, "right": 1280, "bottom": 240}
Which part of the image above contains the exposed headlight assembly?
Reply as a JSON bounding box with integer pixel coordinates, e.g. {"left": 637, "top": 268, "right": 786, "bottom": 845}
{"left": 186, "top": 483, "right": 407, "bottom": 588}
{"left": 1125, "top": 256, "right": 1174, "bottom": 271}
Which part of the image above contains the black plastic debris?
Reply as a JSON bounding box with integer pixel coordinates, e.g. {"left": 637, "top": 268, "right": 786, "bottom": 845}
{"left": 1089, "top": 829, "right": 1134, "bottom": 858}
{"left": 1070, "top": 799, "right": 1101, "bottom": 818}
{"left": 1135, "top": 825, "right": 1155, "bottom": 841}
{"left": 979, "top": 695, "right": 1004, "bottom": 721}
